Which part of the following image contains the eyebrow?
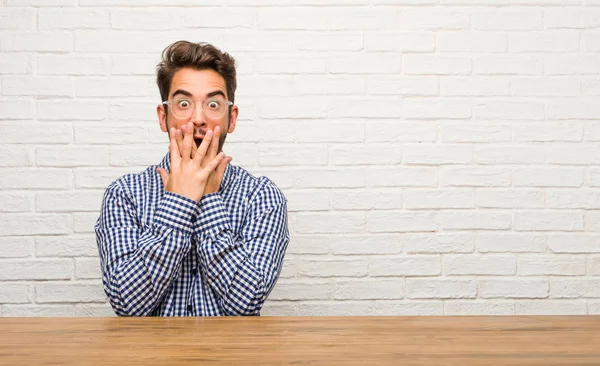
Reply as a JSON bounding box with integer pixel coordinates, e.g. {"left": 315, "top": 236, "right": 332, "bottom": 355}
{"left": 171, "top": 89, "right": 227, "bottom": 99}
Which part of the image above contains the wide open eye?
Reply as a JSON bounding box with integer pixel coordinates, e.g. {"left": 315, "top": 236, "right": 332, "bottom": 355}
{"left": 176, "top": 99, "right": 192, "bottom": 109}
{"left": 206, "top": 100, "right": 222, "bottom": 110}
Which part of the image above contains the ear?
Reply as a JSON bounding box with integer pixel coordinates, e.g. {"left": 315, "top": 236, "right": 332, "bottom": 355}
{"left": 227, "top": 105, "right": 238, "bottom": 134}
{"left": 157, "top": 104, "right": 168, "bottom": 133}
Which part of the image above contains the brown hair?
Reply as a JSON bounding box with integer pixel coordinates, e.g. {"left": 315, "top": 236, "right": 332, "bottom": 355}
{"left": 156, "top": 40, "right": 237, "bottom": 104}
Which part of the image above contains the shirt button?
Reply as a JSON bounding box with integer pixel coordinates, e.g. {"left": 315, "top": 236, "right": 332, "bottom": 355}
{"left": 187, "top": 304, "right": 193, "bottom": 312}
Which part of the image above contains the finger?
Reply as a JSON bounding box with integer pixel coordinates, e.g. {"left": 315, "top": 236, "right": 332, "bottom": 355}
{"left": 194, "top": 129, "right": 213, "bottom": 162}
{"left": 209, "top": 125, "right": 221, "bottom": 160}
{"left": 156, "top": 167, "right": 169, "bottom": 189}
{"left": 204, "top": 151, "right": 225, "bottom": 173}
{"left": 174, "top": 128, "right": 183, "bottom": 157}
{"left": 169, "top": 127, "right": 182, "bottom": 165}
{"left": 181, "top": 122, "right": 193, "bottom": 161}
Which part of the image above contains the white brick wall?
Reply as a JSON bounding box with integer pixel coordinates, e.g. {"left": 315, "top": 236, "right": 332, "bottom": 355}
{"left": 1, "top": 0, "right": 599, "bottom": 317}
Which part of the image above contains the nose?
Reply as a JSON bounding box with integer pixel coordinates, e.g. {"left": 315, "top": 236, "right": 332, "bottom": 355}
{"left": 189, "top": 102, "right": 207, "bottom": 127}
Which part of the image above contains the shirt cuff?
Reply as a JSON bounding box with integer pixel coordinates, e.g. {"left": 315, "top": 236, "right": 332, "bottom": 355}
{"left": 153, "top": 192, "right": 201, "bottom": 234}
{"left": 194, "top": 193, "right": 231, "bottom": 240}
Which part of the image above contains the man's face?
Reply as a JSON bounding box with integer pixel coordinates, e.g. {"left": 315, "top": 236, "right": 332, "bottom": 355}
{"left": 157, "top": 67, "right": 238, "bottom": 152}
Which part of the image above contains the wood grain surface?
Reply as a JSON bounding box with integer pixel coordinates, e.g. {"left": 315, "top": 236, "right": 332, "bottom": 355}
{"left": 1, "top": 316, "right": 599, "bottom": 365}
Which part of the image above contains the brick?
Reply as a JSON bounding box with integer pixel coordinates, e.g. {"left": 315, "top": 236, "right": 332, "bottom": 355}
{"left": 295, "top": 32, "right": 363, "bottom": 52}
{"left": 441, "top": 211, "right": 512, "bottom": 230}
{"left": 75, "top": 125, "right": 146, "bottom": 145}
{"left": 509, "top": 31, "right": 580, "bottom": 52}
{"left": 334, "top": 279, "right": 405, "bottom": 300}
{"left": 406, "top": 234, "right": 474, "bottom": 254}
{"left": 296, "top": 212, "right": 365, "bottom": 234}
{"left": 548, "top": 234, "right": 600, "bottom": 253}
{"left": 0, "top": 237, "right": 33, "bottom": 258}
{"left": 474, "top": 146, "right": 545, "bottom": 164}
{"left": 261, "top": 302, "right": 297, "bottom": 316}
{"left": 476, "top": 189, "right": 544, "bottom": 209}
{"left": 295, "top": 75, "right": 365, "bottom": 95}
{"left": 405, "top": 189, "right": 474, "bottom": 209}
{"left": 295, "top": 259, "right": 368, "bottom": 277}
{"left": 513, "top": 167, "right": 583, "bottom": 187}
{"left": 550, "top": 279, "right": 600, "bottom": 298}
{"left": 0, "top": 259, "right": 72, "bottom": 280}
{"left": 109, "top": 146, "right": 165, "bottom": 167}
{"left": 441, "top": 167, "right": 511, "bottom": 187}
{"left": 407, "top": 279, "right": 477, "bottom": 299}
{"left": 2, "top": 305, "right": 74, "bottom": 317}
{"left": 73, "top": 213, "right": 98, "bottom": 233}
{"left": 364, "top": 32, "right": 435, "bottom": 52}
{"left": 548, "top": 143, "right": 600, "bottom": 164}
{"left": 0, "top": 283, "right": 30, "bottom": 304}
{"left": 0, "top": 214, "right": 71, "bottom": 236}
{"left": 285, "top": 190, "right": 329, "bottom": 212}
{"left": 259, "top": 7, "right": 401, "bottom": 30}
{"left": 258, "top": 145, "right": 327, "bottom": 166}
{"left": 404, "top": 55, "right": 471, "bottom": 75}
{"left": 295, "top": 302, "right": 370, "bottom": 317}
{"left": 328, "top": 53, "right": 401, "bottom": 74}
{"left": 511, "top": 77, "right": 580, "bottom": 96}
{"left": 474, "top": 55, "right": 542, "bottom": 75}
{"left": 330, "top": 97, "right": 403, "bottom": 118}
{"left": 404, "top": 145, "right": 472, "bottom": 165}
{"left": 584, "top": 32, "right": 600, "bottom": 51}
{"left": 0, "top": 123, "right": 72, "bottom": 144}
{"left": 589, "top": 256, "right": 600, "bottom": 275}
{"left": 401, "top": 9, "right": 469, "bottom": 29}
{"left": 477, "top": 234, "right": 546, "bottom": 253}
{"left": 222, "top": 32, "right": 293, "bottom": 52}
{"left": 257, "top": 54, "right": 327, "bottom": 74}
{"left": 0, "top": 8, "right": 34, "bottom": 30}
{"left": 74, "top": 31, "right": 174, "bottom": 53}
{"left": 368, "top": 211, "right": 438, "bottom": 233}
{"left": 513, "top": 123, "right": 583, "bottom": 142}
{"left": 294, "top": 168, "right": 364, "bottom": 188}
{"left": 331, "top": 189, "right": 403, "bottom": 210}
{"left": 0, "top": 192, "right": 34, "bottom": 213}
{"left": 238, "top": 75, "right": 294, "bottom": 97}
{"left": 445, "top": 254, "right": 516, "bottom": 275}
{"left": 38, "top": 100, "right": 107, "bottom": 121}
{"left": 367, "top": 76, "right": 436, "bottom": 96}
{"left": 518, "top": 256, "right": 585, "bottom": 276}
{"left": 403, "top": 99, "right": 471, "bottom": 119}
{"left": 473, "top": 101, "right": 544, "bottom": 120}
{"left": 269, "top": 280, "right": 334, "bottom": 301}
{"left": 591, "top": 168, "right": 600, "bottom": 187}
{"left": 258, "top": 97, "right": 327, "bottom": 119}
{"left": 37, "top": 147, "right": 109, "bottom": 167}
{"left": 545, "top": 8, "right": 600, "bottom": 29}
{"left": 36, "top": 235, "right": 98, "bottom": 257}
{"left": 38, "top": 8, "right": 108, "bottom": 30}
{"left": 110, "top": 55, "right": 156, "bottom": 75}
{"left": 0, "top": 53, "right": 33, "bottom": 74}
{"left": 472, "top": 9, "right": 542, "bottom": 30}
{"left": 367, "top": 122, "right": 437, "bottom": 143}
{"left": 445, "top": 301, "right": 515, "bottom": 315}
{"left": 369, "top": 256, "right": 440, "bottom": 276}
{"left": 515, "top": 300, "right": 587, "bottom": 315}
{"left": 480, "top": 279, "right": 549, "bottom": 299}
{"left": 438, "top": 32, "right": 507, "bottom": 52}
{"left": 439, "top": 124, "right": 511, "bottom": 143}
{"left": 1, "top": 32, "right": 73, "bottom": 52}
{"left": 108, "top": 101, "right": 156, "bottom": 121}
{"left": 0, "top": 146, "right": 34, "bottom": 167}
{"left": 75, "top": 258, "right": 102, "bottom": 279}
{"left": 0, "top": 99, "right": 35, "bottom": 120}
{"left": 545, "top": 55, "right": 600, "bottom": 74}
{"left": 2, "top": 76, "right": 73, "bottom": 97}
{"left": 440, "top": 77, "right": 509, "bottom": 96}
{"left": 5, "top": 0, "right": 75, "bottom": 4}
{"left": 37, "top": 55, "right": 108, "bottom": 75}
{"left": 330, "top": 234, "right": 404, "bottom": 255}
{"left": 75, "top": 76, "right": 155, "bottom": 97}
{"left": 330, "top": 144, "right": 401, "bottom": 165}
{"left": 587, "top": 122, "right": 600, "bottom": 140}
{"left": 368, "top": 167, "right": 437, "bottom": 187}
{"left": 0, "top": 168, "right": 71, "bottom": 189}
{"left": 515, "top": 211, "right": 583, "bottom": 231}
{"left": 547, "top": 190, "right": 600, "bottom": 209}
{"left": 36, "top": 190, "right": 104, "bottom": 213}
{"left": 35, "top": 282, "right": 106, "bottom": 303}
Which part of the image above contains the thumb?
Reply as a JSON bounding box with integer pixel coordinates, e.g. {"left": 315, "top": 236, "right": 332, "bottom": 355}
{"left": 156, "top": 167, "right": 169, "bottom": 189}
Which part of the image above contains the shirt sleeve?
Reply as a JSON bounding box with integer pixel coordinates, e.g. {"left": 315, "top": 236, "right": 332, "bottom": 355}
{"left": 193, "top": 181, "right": 290, "bottom": 316}
{"left": 95, "top": 181, "right": 200, "bottom": 316}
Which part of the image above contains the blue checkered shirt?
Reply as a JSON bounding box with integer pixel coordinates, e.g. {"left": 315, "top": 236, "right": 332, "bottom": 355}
{"left": 95, "top": 152, "right": 290, "bottom": 316}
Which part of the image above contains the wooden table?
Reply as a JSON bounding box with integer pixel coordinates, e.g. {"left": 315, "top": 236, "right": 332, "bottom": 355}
{"left": 1, "top": 316, "right": 599, "bottom": 365}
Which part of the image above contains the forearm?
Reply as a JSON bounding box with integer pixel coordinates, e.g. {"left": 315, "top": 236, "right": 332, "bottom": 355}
{"left": 98, "top": 192, "right": 199, "bottom": 316}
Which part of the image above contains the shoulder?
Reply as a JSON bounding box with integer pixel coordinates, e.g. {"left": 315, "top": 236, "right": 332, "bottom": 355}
{"left": 230, "top": 165, "right": 287, "bottom": 211}
{"left": 103, "top": 165, "right": 159, "bottom": 202}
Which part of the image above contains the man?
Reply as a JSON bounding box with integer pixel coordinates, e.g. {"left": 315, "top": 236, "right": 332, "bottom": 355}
{"left": 95, "top": 41, "right": 290, "bottom": 316}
